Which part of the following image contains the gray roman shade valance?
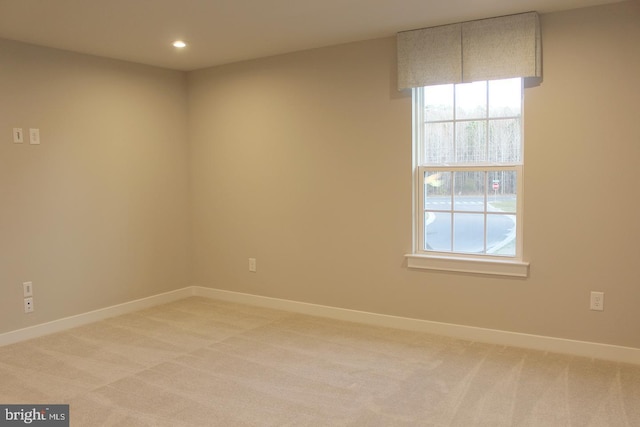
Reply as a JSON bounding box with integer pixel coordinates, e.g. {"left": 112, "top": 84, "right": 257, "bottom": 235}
{"left": 397, "top": 12, "right": 541, "bottom": 90}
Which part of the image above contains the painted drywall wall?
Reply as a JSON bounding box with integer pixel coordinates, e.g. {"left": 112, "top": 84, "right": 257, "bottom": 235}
{"left": 1, "top": 1, "right": 638, "bottom": 350}
{"left": 188, "top": 1, "right": 640, "bottom": 349}
{"left": 0, "top": 40, "right": 191, "bottom": 333}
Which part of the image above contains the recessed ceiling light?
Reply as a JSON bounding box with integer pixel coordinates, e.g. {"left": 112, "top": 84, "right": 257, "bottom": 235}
{"left": 172, "top": 40, "right": 187, "bottom": 48}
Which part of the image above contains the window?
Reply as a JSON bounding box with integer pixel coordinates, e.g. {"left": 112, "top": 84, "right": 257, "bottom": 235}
{"left": 407, "top": 78, "right": 529, "bottom": 276}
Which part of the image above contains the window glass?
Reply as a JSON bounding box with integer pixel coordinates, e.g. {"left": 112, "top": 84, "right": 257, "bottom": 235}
{"left": 415, "top": 78, "right": 523, "bottom": 258}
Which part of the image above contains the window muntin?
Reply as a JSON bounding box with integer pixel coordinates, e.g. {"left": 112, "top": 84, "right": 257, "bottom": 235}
{"left": 415, "top": 78, "right": 523, "bottom": 259}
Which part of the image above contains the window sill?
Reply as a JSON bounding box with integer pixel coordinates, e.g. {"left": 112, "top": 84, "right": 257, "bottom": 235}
{"left": 405, "top": 254, "right": 529, "bottom": 277}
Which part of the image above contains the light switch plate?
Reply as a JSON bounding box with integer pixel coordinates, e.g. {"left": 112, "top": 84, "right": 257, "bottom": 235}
{"left": 29, "top": 128, "right": 40, "bottom": 145}
{"left": 23, "top": 281, "right": 33, "bottom": 297}
{"left": 13, "top": 128, "right": 23, "bottom": 143}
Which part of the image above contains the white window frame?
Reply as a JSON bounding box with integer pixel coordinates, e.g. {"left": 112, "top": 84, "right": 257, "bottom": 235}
{"left": 405, "top": 80, "right": 529, "bottom": 277}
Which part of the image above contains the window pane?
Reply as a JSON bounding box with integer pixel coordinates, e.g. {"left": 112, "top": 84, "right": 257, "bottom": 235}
{"left": 487, "top": 214, "right": 516, "bottom": 256}
{"left": 455, "top": 81, "right": 487, "bottom": 119}
{"left": 455, "top": 121, "right": 486, "bottom": 163}
{"left": 453, "top": 171, "right": 485, "bottom": 212}
{"left": 425, "top": 212, "right": 451, "bottom": 251}
{"left": 489, "top": 78, "right": 522, "bottom": 118}
{"left": 424, "top": 171, "right": 451, "bottom": 210}
{"left": 453, "top": 213, "right": 485, "bottom": 253}
{"left": 488, "top": 118, "right": 521, "bottom": 163}
{"left": 423, "top": 122, "right": 453, "bottom": 164}
{"left": 414, "top": 79, "right": 522, "bottom": 259}
{"left": 488, "top": 170, "right": 517, "bottom": 213}
{"left": 424, "top": 84, "right": 454, "bottom": 122}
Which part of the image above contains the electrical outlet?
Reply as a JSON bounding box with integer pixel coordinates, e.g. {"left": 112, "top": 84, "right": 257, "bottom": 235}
{"left": 23, "top": 281, "right": 33, "bottom": 297}
{"left": 248, "top": 258, "right": 257, "bottom": 272}
{"left": 24, "top": 297, "right": 34, "bottom": 313}
{"left": 590, "top": 291, "right": 604, "bottom": 311}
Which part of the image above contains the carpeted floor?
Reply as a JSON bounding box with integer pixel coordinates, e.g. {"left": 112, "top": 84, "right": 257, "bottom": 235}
{"left": 0, "top": 297, "right": 638, "bottom": 426}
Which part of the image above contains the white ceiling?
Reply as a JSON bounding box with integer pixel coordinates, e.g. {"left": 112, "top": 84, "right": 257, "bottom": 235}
{"left": 0, "top": 0, "right": 623, "bottom": 71}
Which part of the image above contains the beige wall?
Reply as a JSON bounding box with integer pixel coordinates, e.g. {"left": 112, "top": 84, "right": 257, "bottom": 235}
{"left": 0, "top": 40, "right": 191, "bottom": 333}
{"left": 188, "top": 0, "right": 640, "bottom": 348}
{"left": 1, "top": 1, "right": 638, "bottom": 349}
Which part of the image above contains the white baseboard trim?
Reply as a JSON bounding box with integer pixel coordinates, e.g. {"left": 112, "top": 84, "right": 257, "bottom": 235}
{"left": 193, "top": 286, "right": 640, "bottom": 365}
{"left": 0, "top": 287, "right": 194, "bottom": 347}
{"left": 2, "top": 285, "right": 638, "bottom": 365}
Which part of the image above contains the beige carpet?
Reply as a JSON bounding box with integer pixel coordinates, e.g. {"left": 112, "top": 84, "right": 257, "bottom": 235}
{"left": 0, "top": 297, "right": 638, "bottom": 426}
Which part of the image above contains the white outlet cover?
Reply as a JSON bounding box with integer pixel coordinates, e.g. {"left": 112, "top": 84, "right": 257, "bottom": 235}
{"left": 590, "top": 291, "right": 604, "bottom": 311}
{"left": 24, "top": 297, "right": 34, "bottom": 313}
